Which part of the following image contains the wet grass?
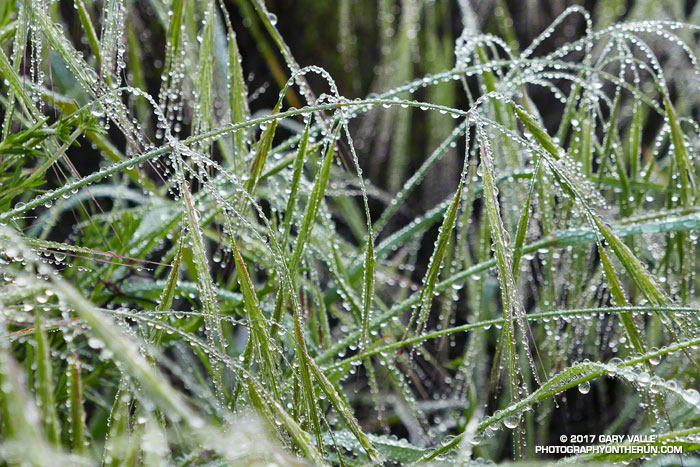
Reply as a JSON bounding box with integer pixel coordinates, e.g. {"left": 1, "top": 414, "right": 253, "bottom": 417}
{"left": 0, "top": 1, "right": 699, "bottom": 465}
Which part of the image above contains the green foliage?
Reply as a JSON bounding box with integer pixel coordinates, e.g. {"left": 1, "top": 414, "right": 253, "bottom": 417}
{"left": 0, "top": 1, "right": 699, "bottom": 466}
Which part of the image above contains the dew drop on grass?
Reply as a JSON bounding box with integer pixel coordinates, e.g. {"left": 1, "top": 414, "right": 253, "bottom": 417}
{"left": 578, "top": 381, "right": 591, "bottom": 394}
{"left": 503, "top": 413, "right": 520, "bottom": 429}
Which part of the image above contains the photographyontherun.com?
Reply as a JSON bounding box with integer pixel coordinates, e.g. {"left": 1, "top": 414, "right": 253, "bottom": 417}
{"left": 536, "top": 435, "right": 683, "bottom": 456}
{"left": 535, "top": 445, "right": 684, "bottom": 455}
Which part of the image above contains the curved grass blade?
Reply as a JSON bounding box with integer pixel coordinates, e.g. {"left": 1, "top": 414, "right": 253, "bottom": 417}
{"left": 103, "top": 386, "right": 133, "bottom": 467}
{"left": 477, "top": 127, "right": 540, "bottom": 393}
{"left": 664, "top": 94, "right": 695, "bottom": 207}
{"left": 511, "top": 158, "right": 540, "bottom": 282}
{"left": 360, "top": 236, "right": 375, "bottom": 349}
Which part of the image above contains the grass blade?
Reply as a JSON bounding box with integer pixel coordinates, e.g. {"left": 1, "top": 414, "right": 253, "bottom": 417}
{"left": 68, "top": 356, "right": 87, "bottom": 454}
{"left": 404, "top": 158, "right": 465, "bottom": 338}
{"left": 360, "top": 237, "right": 375, "bottom": 349}
{"left": 476, "top": 127, "right": 538, "bottom": 455}
{"left": 290, "top": 126, "right": 339, "bottom": 275}
{"left": 226, "top": 22, "right": 250, "bottom": 165}
{"left": 232, "top": 239, "right": 279, "bottom": 398}
{"left": 33, "top": 310, "right": 60, "bottom": 445}
{"left": 293, "top": 313, "right": 378, "bottom": 461}
{"left": 180, "top": 175, "right": 226, "bottom": 403}
{"left": 75, "top": 0, "right": 101, "bottom": 69}
{"left": 247, "top": 380, "right": 327, "bottom": 465}
{"left": 156, "top": 238, "right": 183, "bottom": 314}
{"left": 664, "top": 94, "right": 694, "bottom": 207}
{"left": 151, "top": 237, "right": 184, "bottom": 346}
{"left": 246, "top": 100, "right": 281, "bottom": 196}
{"left": 103, "top": 386, "right": 133, "bottom": 467}
{"left": 281, "top": 119, "right": 310, "bottom": 248}
{"left": 511, "top": 158, "right": 540, "bottom": 282}
{"left": 0, "top": 346, "right": 53, "bottom": 465}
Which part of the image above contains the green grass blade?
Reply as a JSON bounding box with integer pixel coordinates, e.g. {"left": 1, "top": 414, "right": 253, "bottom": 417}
{"left": 180, "top": 176, "right": 226, "bottom": 402}
{"left": 0, "top": 4, "right": 26, "bottom": 140}
{"left": 293, "top": 313, "right": 379, "bottom": 461}
{"left": 75, "top": 0, "right": 101, "bottom": 69}
{"left": 664, "top": 94, "right": 694, "bottom": 207}
{"left": 68, "top": 356, "right": 87, "bottom": 454}
{"left": 598, "top": 244, "right": 649, "bottom": 357}
{"left": 156, "top": 238, "right": 183, "bottom": 314}
{"left": 163, "top": 0, "right": 186, "bottom": 78}
{"left": 246, "top": 100, "right": 281, "bottom": 196}
{"left": 0, "top": 346, "right": 53, "bottom": 465}
{"left": 103, "top": 386, "right": 132, "bottom": 467}
{"left": 360, "top": 237, "right": 375, "bottom": 349}
{"left": 627, "top": 99, "right": 643, "bottom": 182}
{"left": 596, "top": 91, "right": 622, "bottom": 187}
{"left": 476, "top": 128, "right": 536, "bottom": 429}
{"left": 404, "top": 163, "right": 464, "bottom": 337}
{"left": 295, "top": 334, "right": 325, "bottom": 454}
{"left": 232, "top": 239, "right": 280, "bottom": 398}
{"left": 226, "top": 24, "right": 250, "bottom": 165}
{"left": 151, "top": 238, "right": 184, "bottom": 346}
{"left": 281, "top": 119, "right": 310, "bottom": 248}
{"left": 511, "top": 159, "right": 539, "bottom": 282}
{"left": 290, "top": 126, "right": 338, "bottom": 274}
{"left": 556, "top": 79, "right": 583, "bottom": 143}
{"left": 33, "top": 311, "right": 60, "bottom": 445}
{"left": 593, "top": 217, "right": 669, "bottom": 306}
{"left": 193, "top": 1, "right": 216, "bottom": 139}
{"left": 247, "top": 380, "right": 327, "bottom": 465}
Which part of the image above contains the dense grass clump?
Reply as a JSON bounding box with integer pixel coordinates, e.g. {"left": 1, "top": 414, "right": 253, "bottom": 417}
{"left": 0, "top": 0, "right": 699, "bottom": 465}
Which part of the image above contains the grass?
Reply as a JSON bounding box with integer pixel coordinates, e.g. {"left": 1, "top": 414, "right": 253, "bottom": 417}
{"left": 0, "top": 0, "right": 699, "bottom": 465}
